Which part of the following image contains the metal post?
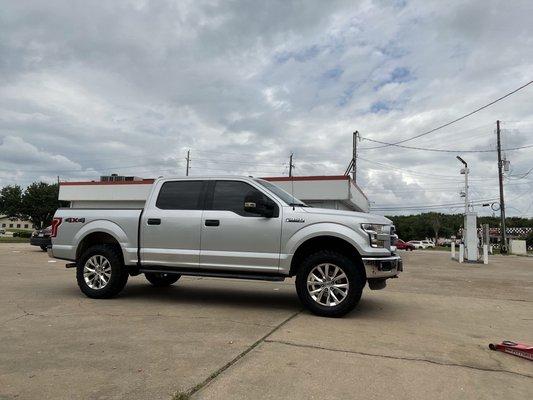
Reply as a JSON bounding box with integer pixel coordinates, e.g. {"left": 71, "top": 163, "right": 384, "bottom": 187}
{"left": 289, "top": 153, "right": 294, "bottom": 177}
{"left": 352, "top": 131, "right": 358, "bottom": 182}
{"left": 496, "top": 120, "right": 507, "bottom": 253}
{"left": 464, "top": 165, "right": 469, "bottom": 213}
{"left": 185, "top": 149, "right": 190, "bottom": 176}
{"left": 451, "top": 242, "right": 455, "bottom": 259}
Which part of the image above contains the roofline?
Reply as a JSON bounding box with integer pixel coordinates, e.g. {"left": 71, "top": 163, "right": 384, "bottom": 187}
{"left": 262, "top": 175, "right": 349, "bottom": 182}
{"left": 60, "top": 175, "right": 352, "bottom": 185}
{"left": 60, "top": 179, "right": 155, "bottom": 186}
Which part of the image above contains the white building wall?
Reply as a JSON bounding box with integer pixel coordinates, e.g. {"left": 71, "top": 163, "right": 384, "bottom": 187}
{"left": 59, "top": 176, "right": 370, "bottom": 213}
{"left": 268, "top": 178, "right": 369, "bottom": 212}
{"left": 60, "top": 183, "right": 152, "bottom": 203}
{"left": 70, "top": 200, "right": 146, "bottom": 209}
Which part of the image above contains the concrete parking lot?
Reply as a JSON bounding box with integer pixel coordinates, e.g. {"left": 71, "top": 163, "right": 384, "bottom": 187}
{"left": 1, "top": 243, "right": 532, "bottom": 400}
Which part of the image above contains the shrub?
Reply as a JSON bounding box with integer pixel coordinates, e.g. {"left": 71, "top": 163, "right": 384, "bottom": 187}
{"left": 17, "top": 231, "right": 32, "bottom": 238}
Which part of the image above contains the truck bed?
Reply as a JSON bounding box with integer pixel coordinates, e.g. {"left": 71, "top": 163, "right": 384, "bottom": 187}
{"left": 52, "top": 208, "right": 143, "bottom": 264}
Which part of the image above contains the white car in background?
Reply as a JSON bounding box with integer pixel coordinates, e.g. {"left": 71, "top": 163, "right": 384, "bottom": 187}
{"left": 408, "top": 240, "right": 435, "bottom": 249}
{"left": 421, "top": 240, "right": 435, "bottom": 248}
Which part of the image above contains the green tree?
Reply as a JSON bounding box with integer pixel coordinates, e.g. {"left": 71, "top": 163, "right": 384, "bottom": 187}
{"left": 429, "top": 212, "right": 442, "bottom": 243}
{"left": 21, "top": 182, "right": 59, "bottom": 229}
{"left": 526, "top": 231, "right": 533, "bottom": 248}
{"left": 0, "top": 185, "right": 23, "bottom": 218}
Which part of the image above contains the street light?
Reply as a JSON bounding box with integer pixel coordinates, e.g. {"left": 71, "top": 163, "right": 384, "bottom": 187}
{"left": 456, "top": 156, "right": 469, "bottom": 214}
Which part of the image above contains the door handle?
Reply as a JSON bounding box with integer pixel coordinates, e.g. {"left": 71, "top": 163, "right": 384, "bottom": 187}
{"left": 205, "top": 219, "right": 220, "bottom": 227}
{"left": 147, "top": 218, "right": 161, "bottom": 225}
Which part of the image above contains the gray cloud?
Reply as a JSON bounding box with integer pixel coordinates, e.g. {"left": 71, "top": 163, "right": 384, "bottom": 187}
{"left": 1, "top": 0, "right": 532, "bottom": 216}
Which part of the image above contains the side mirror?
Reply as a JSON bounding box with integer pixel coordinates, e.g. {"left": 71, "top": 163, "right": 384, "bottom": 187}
{"left": 244, "top": 199, "right": 258, "bottom": 213}
{"left": 244, "top": 194, "right": 276, "bottom": 218}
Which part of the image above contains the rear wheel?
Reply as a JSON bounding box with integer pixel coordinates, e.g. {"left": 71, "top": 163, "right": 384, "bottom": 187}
{"left": 76, "top": 245, "right": 128, "bottom": 299}
{"left": 295, "top": 250, "right": 365, "bottom": 318}
{"left": 144, "top": 272, "right": 180, "bottom": 287}
{"left": 40, "top": 245, "right": 48, "bottom": 251}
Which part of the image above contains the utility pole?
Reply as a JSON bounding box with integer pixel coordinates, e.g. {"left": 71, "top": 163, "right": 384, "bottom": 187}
{"left": 352, "top": 131, "right": 359, "bottom": 182}
{"left": 496, "top": 120, "right": 508, "bottom": 253}
{"left": 185, "top": 149, "right": 190, "bottom": 176}
{"left": 288, "top": 153, "right": 294, "bottom": 177}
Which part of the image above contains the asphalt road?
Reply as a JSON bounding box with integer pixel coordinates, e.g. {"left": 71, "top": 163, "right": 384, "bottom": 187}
{"left": 1, "top": 244, "right": 532, "bottom": 399}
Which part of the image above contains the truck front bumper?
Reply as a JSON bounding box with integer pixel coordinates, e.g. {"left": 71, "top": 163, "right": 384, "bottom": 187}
{"left": 362, "top": 255, "right": 402, "bottom": 279}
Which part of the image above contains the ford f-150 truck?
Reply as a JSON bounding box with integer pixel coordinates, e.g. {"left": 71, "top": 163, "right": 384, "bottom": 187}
{"left": 49, "top": 176, "right": 402, "bottom": 317}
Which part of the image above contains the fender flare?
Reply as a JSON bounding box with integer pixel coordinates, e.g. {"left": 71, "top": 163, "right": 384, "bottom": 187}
{"left": 73, "top": 220, "right": 129, "bottom": 260}
{"left": 284, "top": 222, "right": 365, "bottom": 256}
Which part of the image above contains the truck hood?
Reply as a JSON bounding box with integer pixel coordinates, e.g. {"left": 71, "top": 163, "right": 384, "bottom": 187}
{"left": 300, "top": 207, "right": 392, "bottom": 225}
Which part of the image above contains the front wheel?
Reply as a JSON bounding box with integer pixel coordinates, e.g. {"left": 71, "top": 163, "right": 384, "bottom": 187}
{"left": 295, "top": 250, "right": 365, "bottom": 318}
{"left": 76, "top": 245, "right": 129, "bottom": 299}
{"left": 40, "top": 245, "right": 48, "bottom": 252}
{"left": 144, "top": 272, "right": 180, "bottom": 287}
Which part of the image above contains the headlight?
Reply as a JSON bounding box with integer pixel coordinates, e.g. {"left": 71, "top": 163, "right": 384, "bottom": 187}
{"left": 361, "top": 223, "right": 387, "bottom": 248}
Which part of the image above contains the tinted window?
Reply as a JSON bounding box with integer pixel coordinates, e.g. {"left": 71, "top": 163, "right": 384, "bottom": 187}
{"left": 212, "top": 181, "right": 272, "bottom": 217}
{"left": 156, "top": 181, "right": 204, "bottom": 210}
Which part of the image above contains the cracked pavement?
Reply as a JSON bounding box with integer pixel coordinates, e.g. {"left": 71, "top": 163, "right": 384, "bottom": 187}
{"left": 0, "top": 244, "right": 532, "bottom": 399}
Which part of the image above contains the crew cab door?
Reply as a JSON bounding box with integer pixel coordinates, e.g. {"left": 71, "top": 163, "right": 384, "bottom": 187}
{"left": 200, "top": 180, "right": 282, "bottom": 273}
{"left": 140, "top": 180, "right": 205, "bottom": 268}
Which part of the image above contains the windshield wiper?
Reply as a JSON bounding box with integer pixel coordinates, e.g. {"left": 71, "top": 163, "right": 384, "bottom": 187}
{"left": 289, "top": 202, "right": 309, "bottom": 207}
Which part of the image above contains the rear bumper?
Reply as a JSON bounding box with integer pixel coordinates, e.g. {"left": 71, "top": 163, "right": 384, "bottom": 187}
{"left": 30, "top": 236, "right": 51, "bottom": 247}
{"left": 362, "top": 255, "right": 402, "bottom": 279}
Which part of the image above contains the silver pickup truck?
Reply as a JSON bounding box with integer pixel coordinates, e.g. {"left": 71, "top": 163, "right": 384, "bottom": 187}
{"left": 50, "top": 176, "right": 402, "bottom": 317}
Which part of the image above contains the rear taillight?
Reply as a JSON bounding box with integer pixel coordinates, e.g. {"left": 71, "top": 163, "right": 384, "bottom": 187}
{"left": 51, "top": 217, "right": 62, "bottom": 238}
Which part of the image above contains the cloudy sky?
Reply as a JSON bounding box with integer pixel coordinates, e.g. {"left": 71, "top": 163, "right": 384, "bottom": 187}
{"left": 1, "top": 0, "right": 532, "bottom": 216}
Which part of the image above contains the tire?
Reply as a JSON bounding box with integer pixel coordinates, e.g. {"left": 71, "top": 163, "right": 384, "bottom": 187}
{"left": 144, "top": 272, "right": 180, "bottom": 287}
{"left": 295, "top": 250, "right": 365, "bottom": 318}
{"left": 40, "top": 245, "right": 48, "bottom": 251}
{"left": 76, "top": 244, "right": 128, "bottom": 299}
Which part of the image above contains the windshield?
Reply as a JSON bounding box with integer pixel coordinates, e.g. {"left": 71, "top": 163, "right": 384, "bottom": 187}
{"left": 255, "top": 179, "right": 307, "bottom": 207}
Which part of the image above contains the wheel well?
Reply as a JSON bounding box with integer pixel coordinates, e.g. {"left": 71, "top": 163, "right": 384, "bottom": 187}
{"left": 289, "top": 236, "right": 365, "bottom": 278}
{"left": 76, "top": 232, "right": 123, "bottom": 263}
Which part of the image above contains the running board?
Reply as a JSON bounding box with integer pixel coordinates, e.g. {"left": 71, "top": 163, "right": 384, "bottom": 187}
{"left": 138, "top": 267, "right": 286, "bottom": 282}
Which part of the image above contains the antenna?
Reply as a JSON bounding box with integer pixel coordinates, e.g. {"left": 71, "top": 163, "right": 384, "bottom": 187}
{"left": 289, "top": 153, "right": 295, "bottom": 210}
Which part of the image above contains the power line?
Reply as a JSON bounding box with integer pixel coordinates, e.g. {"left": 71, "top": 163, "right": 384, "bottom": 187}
{"left": 361, "top": 79, "right": 533, "bottom": 149}
{"left": 508, "top": 166, "right": 533, "bottom": 180}
{"left": 360, "top": 138, "right": 533, "bottom": 153}
{"left": 370, "top": 198, "right": 499, "bottom": 211}
{"left": 192, "top": 157, "right": 286, "bottom": 167}
{"left": 357, "top": 156, "right": 498, "bottom": 181}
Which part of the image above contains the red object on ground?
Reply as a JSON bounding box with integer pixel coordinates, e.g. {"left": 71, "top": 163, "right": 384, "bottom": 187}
{"left": 489, "top": 341, "right": 533, "bottom": 361}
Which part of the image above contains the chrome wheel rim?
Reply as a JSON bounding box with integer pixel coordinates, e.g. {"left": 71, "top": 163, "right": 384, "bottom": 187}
{"left": 84, "top": 255, "right": 112, "bottom": 289}
{"left": 307, "top": 263, "right": 349, "bottom": 307}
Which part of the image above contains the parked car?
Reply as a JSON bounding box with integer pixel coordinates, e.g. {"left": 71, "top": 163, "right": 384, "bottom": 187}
{"left": 30, "top": 226, "right": 52, "bottom": 251}
{"left": 396, "top": 239, "right": 415, "bottom": 251}
{"left": 49, "top": 176, "right": 403, "bottom": 318}
{"left": 408, "top": 240, "right": 435, "bottom": 249}
{"left": 421, "top": 240, "right": 435, "bottom": 248}
{"left": 408, "top": 240, "right": 426, "bottom": 249}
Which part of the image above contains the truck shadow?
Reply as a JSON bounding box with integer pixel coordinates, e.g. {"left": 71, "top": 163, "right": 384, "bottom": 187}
{"left": 119, "top": 281, "right": 301, "bottom": 312}
{"left": 114, "top": 281, "right": 395, "bottom": 316}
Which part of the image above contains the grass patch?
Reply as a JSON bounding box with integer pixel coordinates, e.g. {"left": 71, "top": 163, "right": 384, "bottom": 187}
{"left": 172, "top": 391, "right": 190, "bottom": 400}
{"left": 6, "top": 228, "right": 33, "bottom": 233}
{"left": 0, "top": 237, "right": 29, "bottom": 243}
